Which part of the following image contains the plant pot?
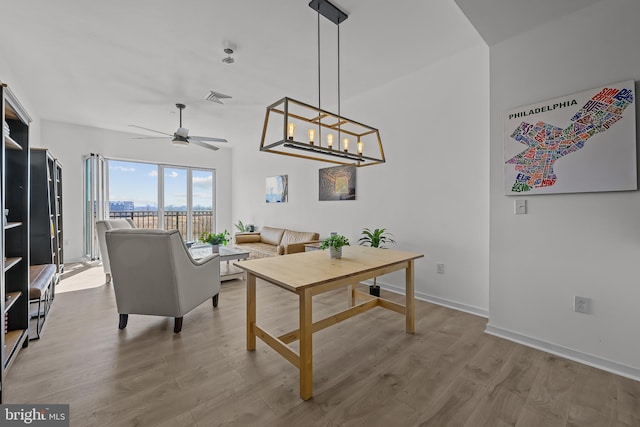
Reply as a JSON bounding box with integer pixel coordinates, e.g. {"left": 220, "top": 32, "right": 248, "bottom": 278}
{"left": 211, "top": 244, "right": 220, "bottom": 253}
{"left": 329, "top": 246, "right": 342, "bottom": 259}
{"left": 369, "top": 285, "right": 380, "bottom": 297}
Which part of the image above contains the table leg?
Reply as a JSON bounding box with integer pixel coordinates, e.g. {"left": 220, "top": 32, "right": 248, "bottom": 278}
{"left": 299, "top": 288, "right": 313, "bottom": 400}
{"left": 346, "top": 284, "right": 354, "bottom": 307}
{"left": 247, "top": 273, "right": 256, "bottom": 350}
{"left": 406, "top": 260, "right": 415, "bottom": 334}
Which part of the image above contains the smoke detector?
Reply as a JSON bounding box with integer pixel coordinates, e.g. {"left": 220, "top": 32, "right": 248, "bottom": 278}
{"left": 221, "top": 48, "right": 234, "bottom": 64}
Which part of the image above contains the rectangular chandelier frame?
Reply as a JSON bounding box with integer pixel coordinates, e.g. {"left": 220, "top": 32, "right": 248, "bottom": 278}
{"left": 260, "top": 97, "right": 385, "bottom": 167}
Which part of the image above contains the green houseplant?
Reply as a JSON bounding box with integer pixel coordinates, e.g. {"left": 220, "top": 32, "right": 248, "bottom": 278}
{"left": 234, "top": 220, "right": 255, "bottom": 233}
{"left": 359, "top": 228, "right": 395, "bottom": 296}
{"left": 358, "top": 228, "right": 396, "bottom": 249}
{"left": 234, "top": 220, "right": 248, "bottom": 232}
{"left": 320, "top": 234, "right": 350, "bottom": 259}
{"left": 199, "top": 230, "right": 230, "bottom": 252}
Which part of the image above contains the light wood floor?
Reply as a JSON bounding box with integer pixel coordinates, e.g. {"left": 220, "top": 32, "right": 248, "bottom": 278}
{"left": 5, "top": 263, "right": 640, "bottom": 426}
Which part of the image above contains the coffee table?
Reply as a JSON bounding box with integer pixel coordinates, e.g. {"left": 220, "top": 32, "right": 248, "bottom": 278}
{"left": 234, "top": 245, "right": 424, "bottom": 400}
{"left": 189, "top": 244, "right": 250, "bottom": 281}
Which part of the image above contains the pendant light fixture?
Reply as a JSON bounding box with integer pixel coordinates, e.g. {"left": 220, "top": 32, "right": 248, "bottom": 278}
{"left": 259, "top": 0, "right": 385, "bottom": 167}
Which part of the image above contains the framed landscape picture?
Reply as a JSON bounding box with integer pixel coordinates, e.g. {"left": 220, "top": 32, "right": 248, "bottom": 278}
{"left": 504, "top": 80, "right": 636, "bottom": 195}
{"left": 266, "top": 175, "right": 288, "bottom": 203}
{"left": 319, "top": 165, "right": 356, "bottom": 201}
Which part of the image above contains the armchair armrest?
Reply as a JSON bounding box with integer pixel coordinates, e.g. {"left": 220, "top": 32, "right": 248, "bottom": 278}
{"left": 175, "top": 252, "right": 221, "bottom": 314}
{"left": 235, "top": 232, "right": 261, "bottom": 244}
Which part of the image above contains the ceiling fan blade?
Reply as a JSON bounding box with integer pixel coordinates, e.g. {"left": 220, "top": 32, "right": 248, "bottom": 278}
{"left": 190, "top": 136, "right": 228, "bottom": 143}
{"left": 128, "top": 125, "right": 173, "bottom": 137}
{"left": 189, "top": 139, "right": 220, "bottom": 151}
{"left": 133, "top": 137, "right": 170, "bottom": 140}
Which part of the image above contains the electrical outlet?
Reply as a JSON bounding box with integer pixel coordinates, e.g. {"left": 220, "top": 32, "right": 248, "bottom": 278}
{"left": 437, "top": 263, "right": 445, "bottom": 274}
{"left": 574, "top": 296, "right": 591, "bottom": 314}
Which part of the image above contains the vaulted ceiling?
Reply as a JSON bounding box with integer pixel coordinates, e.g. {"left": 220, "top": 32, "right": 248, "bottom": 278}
{"left": 0, "top": 0, "right": 605, "bottom": 147}
{"left": 453, "top": 0, "right": 604, "bottom": 46}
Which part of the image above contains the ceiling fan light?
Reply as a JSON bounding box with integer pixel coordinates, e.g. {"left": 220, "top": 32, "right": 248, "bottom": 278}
{"left": 172, "top": 137, "right": 189, "bottom": 147}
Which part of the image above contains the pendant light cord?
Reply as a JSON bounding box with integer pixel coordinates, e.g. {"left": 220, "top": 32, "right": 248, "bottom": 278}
{"left": 337, "top": 22, "right": 341, "bottom": 147}
{"left": 317, "top": 10, "right": 321, "bottom": 111}
{"left": 317, "top": 9, "right": 322, "bottom": 144}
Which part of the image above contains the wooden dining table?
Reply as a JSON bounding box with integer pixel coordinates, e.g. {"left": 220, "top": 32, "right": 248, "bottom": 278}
{"left": 234, "top": 245, "right": 424, "bottom": 400}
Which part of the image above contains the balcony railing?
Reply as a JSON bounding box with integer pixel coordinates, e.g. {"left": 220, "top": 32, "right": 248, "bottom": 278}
{"left": 109, "top": 210, "right": 214, "bottom": 240}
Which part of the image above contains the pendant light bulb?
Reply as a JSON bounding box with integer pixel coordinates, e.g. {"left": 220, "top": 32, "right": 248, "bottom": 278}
{"left": 287, "top": 122, "right": 296, "bottom": 140}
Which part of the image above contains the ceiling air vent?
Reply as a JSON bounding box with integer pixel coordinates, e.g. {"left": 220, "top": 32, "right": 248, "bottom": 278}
{"left": 204, "top": 91, "right": 232, "bottom": 104}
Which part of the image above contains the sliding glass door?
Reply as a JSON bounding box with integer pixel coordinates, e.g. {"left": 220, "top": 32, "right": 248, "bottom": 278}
{"left": 83, "top": 154, "right": 106, "bottom": 260}
{"left": 161, "top": 166, "right": 188, "bottom": 237}
{"left": 108, "top": 160, "right": 159, "bottom": 228}
{"left": 191, "top": 169, "right": 215, "bottom": 241}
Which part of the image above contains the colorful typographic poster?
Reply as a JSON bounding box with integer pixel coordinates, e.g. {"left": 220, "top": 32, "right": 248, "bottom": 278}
{"left": 319, "top": 165, "right": 356, "bottom": 201}
{"left": 503, "top": 81, "right": 636, "bottom": 195}
{"left": 266, "top": 175, "right": 288, "bottom": 203}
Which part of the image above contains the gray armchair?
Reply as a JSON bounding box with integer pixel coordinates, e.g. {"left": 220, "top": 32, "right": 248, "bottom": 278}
{"left": 105, "top": 228, "right": 221, "bottom": 333}
{"left": 96, "top": 218, "right": 136, "bottom": 283}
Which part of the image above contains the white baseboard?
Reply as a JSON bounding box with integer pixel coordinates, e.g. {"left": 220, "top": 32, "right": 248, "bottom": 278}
{"left": 373, "top": 279, "right": 640, "bottom": 382}
{"left": 374, "top": 280, "right": 489, "bottom": 318}
{"left": 485, "top": 324, "right": 640, "bottom": 382}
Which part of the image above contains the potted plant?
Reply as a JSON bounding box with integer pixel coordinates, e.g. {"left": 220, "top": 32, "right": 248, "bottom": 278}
{"left": 320, "top": 234, "right": 350, "bottom": 259}
{"left": 359, "top": 228, "right": 395, "bottom": 296}
{"left": 199, "top": 229, "right": 230, "bottom": 253}
{"left": 234, "top": 220, "right": 255, "bottom": 233}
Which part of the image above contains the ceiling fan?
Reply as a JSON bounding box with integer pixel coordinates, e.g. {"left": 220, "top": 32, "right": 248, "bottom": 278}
{"left": 129, "top": 103, "right": 228, "bottom": 151}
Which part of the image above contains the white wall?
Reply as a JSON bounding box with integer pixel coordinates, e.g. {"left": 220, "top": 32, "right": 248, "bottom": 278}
{"left": 1, "top": 54, "right": 42, "bottom": 147}
{"left": 489, "top": 0, "right": 640, "bottom": 377}
{"left": 232, "top": 45, "right": 491, "bottom": 314}
{"left": 41, "top": 120, "right": 233, "bottom": 262}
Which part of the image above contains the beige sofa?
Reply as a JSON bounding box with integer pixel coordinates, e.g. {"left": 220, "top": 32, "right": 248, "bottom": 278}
{"left": 234, "top": 226, "right": 319, "bottom": 258}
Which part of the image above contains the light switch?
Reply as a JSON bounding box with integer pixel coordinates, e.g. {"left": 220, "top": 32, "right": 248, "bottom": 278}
{"left": 514, "top": 199, "right": 527, "bottom": 214}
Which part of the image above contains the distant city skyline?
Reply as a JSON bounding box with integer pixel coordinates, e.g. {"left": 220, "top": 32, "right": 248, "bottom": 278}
{"left": 109, "top": 201, "right": 213, "bottom": 212}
